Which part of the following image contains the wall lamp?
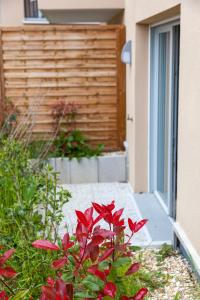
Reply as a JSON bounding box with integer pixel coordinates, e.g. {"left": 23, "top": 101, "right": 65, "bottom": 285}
{"left": 121, "top": 40, "right": 132, "bottom": 65}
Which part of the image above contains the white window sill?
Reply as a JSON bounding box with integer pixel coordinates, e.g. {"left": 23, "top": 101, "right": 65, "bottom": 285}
{"left": 23, "top": 18, "right": 49, "bottom": 24}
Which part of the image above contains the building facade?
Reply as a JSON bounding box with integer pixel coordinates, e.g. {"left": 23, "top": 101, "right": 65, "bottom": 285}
{"left": 0, "top": 0, "right": 124, "bottom": 25}
{"left": 125, "top": 0, "right": 200, "bottom": 274}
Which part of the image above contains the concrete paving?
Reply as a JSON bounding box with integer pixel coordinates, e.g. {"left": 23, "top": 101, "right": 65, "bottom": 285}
{"left": 134, "top": 193, "right": 174, "bottom": 247}
{"left": 59, "top": 183, "right": 173, "bottom": 248}
{"left": 60, "top": 183, "right": 152, "bottom": 246}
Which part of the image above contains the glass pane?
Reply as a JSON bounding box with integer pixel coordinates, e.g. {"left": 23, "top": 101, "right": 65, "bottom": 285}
{"left": 157, "top": 32, "right": 170, "bottom": 206}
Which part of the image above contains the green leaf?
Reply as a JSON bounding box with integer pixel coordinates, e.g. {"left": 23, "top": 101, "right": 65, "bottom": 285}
{"left": 82, "top": 274, "right": 104, "bottom": 292}
{"left": 10, "top": 290, "right": 29, "bottom": 300}
{"left": 74, "top": 291, "right": 96, "bottom": 299}
{"left": 129, "top": 246, "right": 142, "bottom": 252}
{"left": 111, "top": 257, "right": 132, "bottom": 278}
{"left": 173, "top": 292, "right": 181, "bottom": 300}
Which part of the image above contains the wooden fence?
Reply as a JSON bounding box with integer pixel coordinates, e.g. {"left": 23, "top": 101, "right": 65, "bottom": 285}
{"left": 0, "top": 25, "right": 126, "bottom": 150}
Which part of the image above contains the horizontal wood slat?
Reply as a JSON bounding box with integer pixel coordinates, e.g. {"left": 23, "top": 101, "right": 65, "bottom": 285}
{"left": 0, "top": 25, "right": 125, "bottom": 150}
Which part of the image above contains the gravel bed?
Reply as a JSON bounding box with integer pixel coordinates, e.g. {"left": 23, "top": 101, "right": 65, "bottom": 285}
{"left": 139, "top": 249, "right": 200, "bottom": 300}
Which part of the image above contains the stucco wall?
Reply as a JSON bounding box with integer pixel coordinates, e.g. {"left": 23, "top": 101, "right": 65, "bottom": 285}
{"left": 125, "top": 0, "right": 200, "bottom": 256}
{"left": 0, "top": 0, "right": 24, "bottom": 26}
{"left": 176, "top": 0, "right": 200, "bottom": 255}
{"left": 38, "top": 0, "right": 124, "bottom": 10}
{"left": 125, "top": 0, "right": 180, "bottom": 192}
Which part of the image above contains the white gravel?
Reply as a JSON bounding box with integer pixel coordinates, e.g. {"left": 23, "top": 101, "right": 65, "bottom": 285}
{"left": 140, "top": 249, "right": 200, "bottom": 300}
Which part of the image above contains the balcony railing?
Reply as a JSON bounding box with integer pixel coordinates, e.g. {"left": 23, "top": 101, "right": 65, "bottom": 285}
{"left": 24, "top": 0, "right": 39, "bottom": 18}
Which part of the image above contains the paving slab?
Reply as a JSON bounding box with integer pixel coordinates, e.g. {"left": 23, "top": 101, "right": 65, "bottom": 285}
{"left": 134, "top": 193, "right": 174, "bottom": 247}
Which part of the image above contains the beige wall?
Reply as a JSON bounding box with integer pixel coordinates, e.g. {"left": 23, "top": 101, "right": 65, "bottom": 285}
{"left": 0, "top": 0, "right": 24, "bottom": 26}
{"left": 176, "top": 0, "right": 200, "bottom": 255}
{"left": 125, "top": 0, "right": 200, "bottom": 256}
{"left": 38, "top": 0, "right": 124, "bottom": 10}
{"left": 125, "top": 0, "right": 181, "bottom": 192}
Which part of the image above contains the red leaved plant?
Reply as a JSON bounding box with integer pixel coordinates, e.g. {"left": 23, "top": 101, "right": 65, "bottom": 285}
{"left": 0, "top": 248, "right": 16, "bottom": 299}
{"left": 32, "top": 200, "right": 148, "bottom": 300}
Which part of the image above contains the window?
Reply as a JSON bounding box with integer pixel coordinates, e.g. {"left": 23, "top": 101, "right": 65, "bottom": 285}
{"left": 24, "top": 0, "right": 39, "bottom": 18}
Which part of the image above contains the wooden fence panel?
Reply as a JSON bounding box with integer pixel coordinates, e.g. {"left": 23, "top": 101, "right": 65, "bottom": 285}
{"left": 0, "top": 25, "right": 126, "bottom": 150}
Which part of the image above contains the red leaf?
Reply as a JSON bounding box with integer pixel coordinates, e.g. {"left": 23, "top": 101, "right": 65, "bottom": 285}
{"left": 128, "top": 218, "right": 137, "bottom": 232}
{"left": 88, "top": 266, "right": 106, "bottom": 281}
{"left": 105, "top": 201, "right": 115, "bottom": 212}
{"left": 103, "top": 282, "right": 116, "bottom": 298}
{"left": 103, "top": 212, "right": 113, "bottom": 224}
{"left": 90, "top": 245, "right": 99, "bottom": 262}
{"left": 91, "top": 235, "right": 104, "bottom": 246}
{"left": 133, "top": 288, "right": 148, "bottom": 300}
{"left": 75, "top": 210, "right": 88, "bottom": 227}
{"left": 99, "top": 248, "right": 114, "bottom": 262}
{"left": 0, "top": 249, "right": 15, "bottom": 265}
{"left": 113, "top": 208, "right": 124, "bottom": 223}
{"left": 66, "top": 283, "right": 73, "bottom": 299}
{"left": 32, "top": 240, "right": 60, "bottom": 251}
{"left": 52, "top": 257, "right": 68, "bottom": 269}
{"left": 134, "top": 220, "right": 148, "bottom": 233}
{"left": 0, "top": 291, "right": 9, "bottom": 300}
{"left": 84, "top": 207, "right": 93, "bottom": 223}
{"left": 115, "top": 219, "right": 125, "bottom": 227}
{"left": 93, "top": 214, "right": 103, "bottom": 225}
{"left": 125, "top": 263, "right": 140, "bottom": 275}
{"left": 41, "top": 286, "right": 55, "bottom": 300}
{"left": 47, "top": 277, "right": 55, "bottom": 287}
{"left": 121, "top": 297, "right": 129, "bottom": 300}
{"left": 55, "top": 279, "right": 67, "bottom": 298}
{"left": 0, "top": 266, "right": 17, "bottom": 278}
{"left": 62, "top": 234, "right": 74, "bottom": 251}
{"left": 92, "top": 202, "right": 103, "bottom": 214}
{"left": 94, "top": 229, "right": 115, "bottom": 239}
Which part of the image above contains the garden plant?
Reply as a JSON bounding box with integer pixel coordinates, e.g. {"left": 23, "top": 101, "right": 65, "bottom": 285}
{"left": 0, "top": 138, "right": 71, "bottom": 299}
{"left": 49, "top": 100, "right": 104, "bottom": 160}
{"left": 0, "top": 198, "right": 150, "bottom": 299}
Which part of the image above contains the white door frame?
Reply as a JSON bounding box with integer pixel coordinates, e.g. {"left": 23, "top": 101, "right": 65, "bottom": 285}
{"left": 148, "top": 19, "right": 180, "bottom": 216}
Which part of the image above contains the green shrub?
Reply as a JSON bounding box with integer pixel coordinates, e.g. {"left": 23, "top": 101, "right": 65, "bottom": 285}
{"left": 0, "top": 138, "right": 71, "bottom": 297}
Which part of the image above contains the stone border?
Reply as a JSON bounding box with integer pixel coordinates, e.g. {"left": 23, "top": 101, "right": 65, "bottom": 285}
{"left": 47, "top": 152, "right": 127, "bottom": 184}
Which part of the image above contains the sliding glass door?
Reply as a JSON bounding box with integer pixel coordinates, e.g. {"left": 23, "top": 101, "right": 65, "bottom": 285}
{"left": 150, "top": 21, "right": 180, "bottom": 216}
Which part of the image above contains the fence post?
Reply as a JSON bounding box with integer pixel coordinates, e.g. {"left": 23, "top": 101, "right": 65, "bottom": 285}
{"left": 116, "top": 25, "right": 126, "bottom": 150}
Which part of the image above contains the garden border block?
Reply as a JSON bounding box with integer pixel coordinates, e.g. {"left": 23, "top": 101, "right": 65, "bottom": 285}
{"left": 47, "top": 152, "right": 127, "bottom": 184}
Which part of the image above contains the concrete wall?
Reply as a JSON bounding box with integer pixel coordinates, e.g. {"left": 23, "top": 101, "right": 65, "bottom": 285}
{"left": 0, "top": 0, "right": 24, "bottom": 26}
{"left": 125, "top": 0, "right": 200, "bottom": 256}
{"left": 38, "top": 0, "right": 124, "bottom": 10}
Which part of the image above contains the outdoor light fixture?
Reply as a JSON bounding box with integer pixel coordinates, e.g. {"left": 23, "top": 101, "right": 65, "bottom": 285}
{"left": 121, "top": 40, "right": 132, "bottom": 65}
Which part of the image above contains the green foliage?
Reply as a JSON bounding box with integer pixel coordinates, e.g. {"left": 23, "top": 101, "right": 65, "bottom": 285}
{"left": 173, "top": 292, "right": 181, "bottom": 300}
{"left": 51, "top": 130, "right": 104, "bottom": 160}
{"left": 0, "top": 138, "right": 71, "bottom": 298}
{"left": 156, "top": 244, "right": 176, "bottom": 263}
{"left": 27, "top": 140, "right": 49, "bottom": 159}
